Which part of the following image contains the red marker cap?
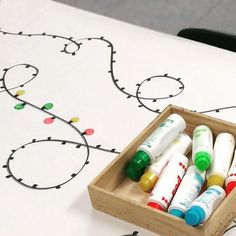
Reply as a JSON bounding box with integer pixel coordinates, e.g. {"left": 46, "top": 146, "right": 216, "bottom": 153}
{"left": 147, "top": 202, "right": 164, "bottom": 211}
{"left": 226, "top": 181, "right": 236, "bottom": 195}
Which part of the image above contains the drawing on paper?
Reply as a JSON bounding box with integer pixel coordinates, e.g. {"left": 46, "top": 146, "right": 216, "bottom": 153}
{"left": 1, "top": 28, "right": 236, "bottom": 192}
{"left": 0, "top": 29, "right": 185, "bottom": 190}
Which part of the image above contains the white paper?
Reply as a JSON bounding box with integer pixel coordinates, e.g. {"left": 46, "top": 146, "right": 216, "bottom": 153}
{"left": 0, "top": 0, "right": 236, "bottom": 235}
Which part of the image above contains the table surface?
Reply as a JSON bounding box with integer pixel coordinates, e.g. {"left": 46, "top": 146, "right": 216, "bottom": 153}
{"left": 0, "top": 0, "right": 236, "bottom": 236}
{"left": 55, "top": 0, "right": 236, "bottom": 36}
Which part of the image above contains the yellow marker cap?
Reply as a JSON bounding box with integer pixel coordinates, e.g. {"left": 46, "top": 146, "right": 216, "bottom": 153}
{"left": 139, "top": 171, "right": 158, "bottom": 192}
{"left": 207, "top": 175, "right": 224, "bottom": 188}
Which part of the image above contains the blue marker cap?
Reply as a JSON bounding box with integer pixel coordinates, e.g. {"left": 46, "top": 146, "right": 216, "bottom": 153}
{"left": 185, "top": 206, "right": 205, "bottom": 226}
{"left": 169, "top": 209, "right": 185, "bottom": 219}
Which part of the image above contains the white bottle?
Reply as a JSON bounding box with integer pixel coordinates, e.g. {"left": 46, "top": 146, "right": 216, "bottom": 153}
{"left": 126, "top": 113, "right": 186, "bottom": 181}
{"left": 138, "top": 114, "right": 186, "bottom": 161}
{"left": 207, "top": 133, "right": 235, "bottom": 188}
{"left": 225, "top": 149, "right": 236, "bottom": 195}
{"left": 168, "top": 166, "right": 206, "bottom": 218}
{"left": 192, "top": 125, "right": 213, "bottom": 171}
{"left": 139, "top": 133, "right": 192, "bottom": 192}
{"left": 147, "top": 153, "right": 188, "bottom": 211}
{"left": 185, "top": 185, "right": 226, "bottom": 226}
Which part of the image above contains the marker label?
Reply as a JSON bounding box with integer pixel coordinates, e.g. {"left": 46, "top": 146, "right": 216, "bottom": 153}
{"left": 207, "top": 133, "right": 235, "bottom": 187}
{"left": 126, "top": 114, "right": 186, "bottom": 181}
{"left": 168, "top": 166, "right": 206, "bottom": 218}
{"left": 138, "top": 113, "right": 186, "bottom": 162}
{"left": 193, "top": 187, "right": 224, "bottom": 211}
{"left": 139, "top": 133, "right": 191, "bottom": 192}
{"left": 185, "top": 186, "right": 225, "bottom": 225}
{"left": 147, "top": 153, "right": 188, "bottom": 211}
{"left": 149, "top": 133, "right": 191, "bottom": 174}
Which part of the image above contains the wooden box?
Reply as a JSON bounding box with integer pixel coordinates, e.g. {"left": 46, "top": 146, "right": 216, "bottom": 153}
{"left": 88, "top": 105, "right": 236, "bottom": 236}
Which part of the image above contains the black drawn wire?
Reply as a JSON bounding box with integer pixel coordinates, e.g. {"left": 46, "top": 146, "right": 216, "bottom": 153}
{"left": 1, "top": 64, "right": 119, "bottom": 190}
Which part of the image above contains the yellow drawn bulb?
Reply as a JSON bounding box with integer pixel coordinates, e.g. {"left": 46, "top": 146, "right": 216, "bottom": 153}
{"left": 16, "top": 90, "right": 25, "bottom": 96}
{"left": 71, "top": 117, "right": 79, "bottom": 123}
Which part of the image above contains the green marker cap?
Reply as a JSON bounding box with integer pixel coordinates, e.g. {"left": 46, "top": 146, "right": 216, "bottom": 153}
{"left": 126, "top": 150, "right": 151, "bottom": 181}
{"left": 194, "top": 151, "right": 211, "bottom": 171}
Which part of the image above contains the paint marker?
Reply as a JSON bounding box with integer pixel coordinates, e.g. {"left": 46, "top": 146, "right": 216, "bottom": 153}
{"left": 126, "top": 114, "right": 186, "bottom": 181}
{"left": 139, "top": 133, "right": 192, "bottom": 192}
{"left": 225, "top": 149, "right": 236, "bottom": 195}
{"left": 207, "top": 133, "right": 235, "bottom": 188}
{"left": 192, "top": 125, "right": 213, "bottom": 171}
{"left": 168, "top": 166, "right": 206, "bottom": 218}
{"left": 147, "top": 153, "right": 188, "bottom": 211}
{"left": 185, "top": 185, "right": 225, "bottom": 226}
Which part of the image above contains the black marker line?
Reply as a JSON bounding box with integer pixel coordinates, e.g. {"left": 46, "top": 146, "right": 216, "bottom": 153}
{"left": 66, "top": 36, "right": 185, "bottom": 102}
{"left": 223, "top": 224, "right": 236, "bottom": 234}
{"left": 2, "top": 65, "right": 91, "bottom": 190}
{"left": 0, "top": 30, "right": 81, "bottom": 55}
{"left": 0, "top": 64, "right": 38, "bottom": 93}
{"left": 200, "top": 105, "right": 236, "bottom": 114}
{"left": 1, "top": 29, "right": 187, "bottom": 111}
{"left": 5, "top": 139, "right": 89, "bottom": 190}
{"left": 0, "top": 29, "right": 189, "bottom": 190}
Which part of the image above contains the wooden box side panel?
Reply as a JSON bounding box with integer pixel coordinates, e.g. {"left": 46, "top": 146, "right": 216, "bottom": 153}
{"left": 89, "top": 105, "right": 173, "bottom": 191}
{"left": 203, "top": 188, "right": 236, "bottom": 236}
{"left": 171, "top": 106, "right": 236, "bottom": 137}
{"left": 88, "top": 186, "right": 205, "bottom": 236}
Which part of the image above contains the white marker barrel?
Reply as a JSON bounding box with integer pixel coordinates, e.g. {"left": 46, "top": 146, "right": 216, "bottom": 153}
{"left": 127, "top": 113, "right": 186, "bottom": 181}
{"left": 138, "top": 113, "right": 186, "bottom": 163}
{"left": 139, "top": 133, "right": 192, "bottom": 192}
{"left": 147, "top": 153, "right": 188, "bottom": 211}
{"left": 185, "top": 186, "right": 225, "bottom": 226}
{"left": 207, "top": 133, "right": 235, "bottom": 188}
{"left": 168, "top": 166, "right": 206, "bottom": 218}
